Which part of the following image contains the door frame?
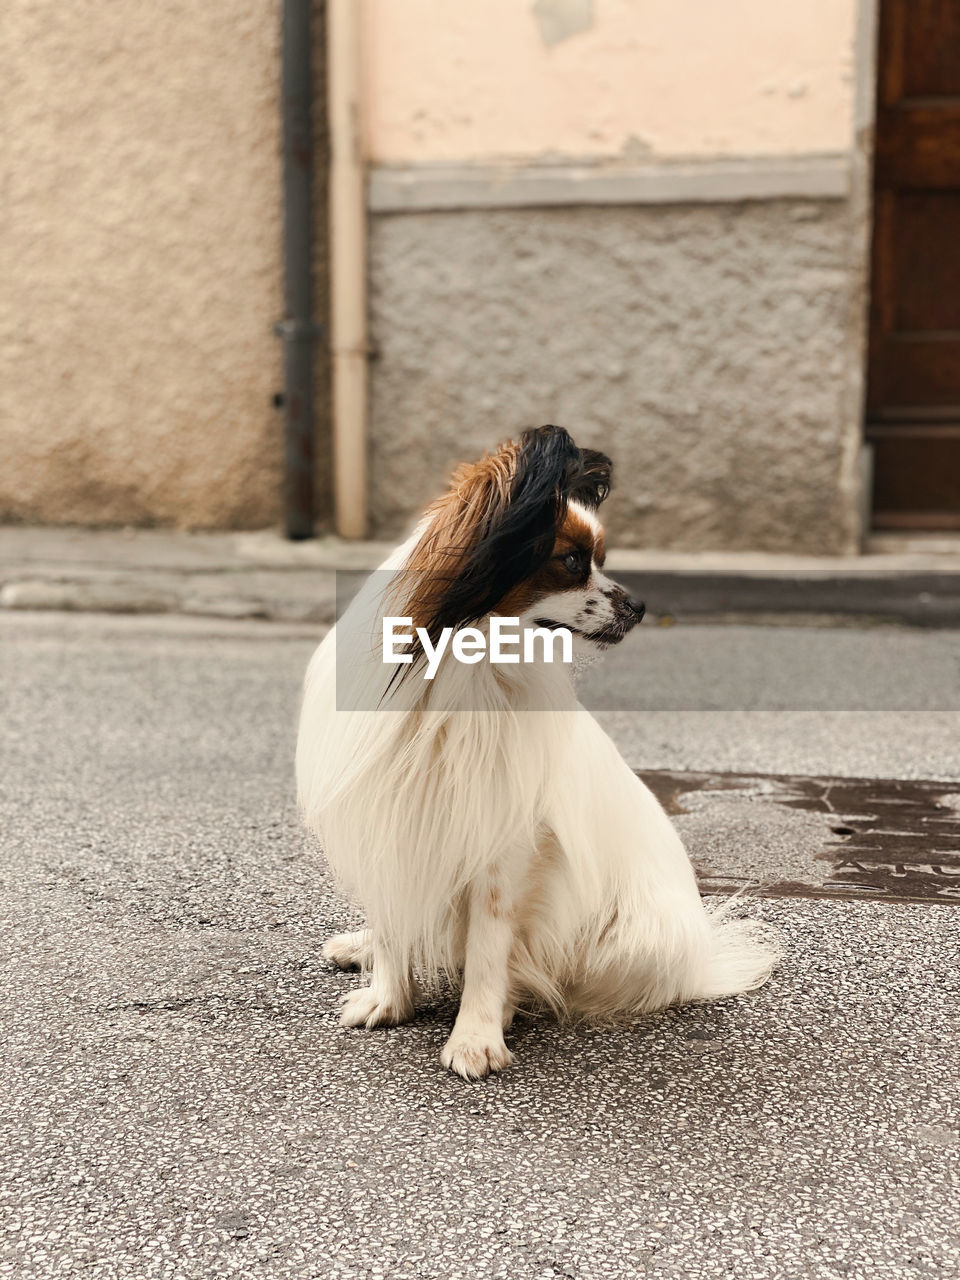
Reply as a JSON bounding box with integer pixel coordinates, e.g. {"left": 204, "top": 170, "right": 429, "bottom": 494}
{"left": 848, "top": 0, "right": 882, "bottom": 547}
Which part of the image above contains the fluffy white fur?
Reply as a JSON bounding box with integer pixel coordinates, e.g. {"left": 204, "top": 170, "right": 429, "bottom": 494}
{"left": 296, "top": 512, "right": 780, "bottom": 1079}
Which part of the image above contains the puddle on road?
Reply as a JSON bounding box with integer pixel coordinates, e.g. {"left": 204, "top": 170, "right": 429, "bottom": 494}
{"left": 638, "top": 770, "right": 960, "bottom": 905}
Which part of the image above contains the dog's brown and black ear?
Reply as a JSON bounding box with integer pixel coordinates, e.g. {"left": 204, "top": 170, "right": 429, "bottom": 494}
{"left": 396, "top": 425, "right": 609, "bottom": 665}
{"left": 572, "top": 447, "right": 613, "bottom": 508}
{"left": 471, "top": 427, "right": 611, "bottom": 601}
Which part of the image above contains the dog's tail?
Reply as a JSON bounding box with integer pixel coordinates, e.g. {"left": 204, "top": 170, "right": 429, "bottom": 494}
{"left": 692, "top": 897, "right": 783, "bottom": 1002}
{"left": 528, "top": 891, "right": 781, "bottom": 1021}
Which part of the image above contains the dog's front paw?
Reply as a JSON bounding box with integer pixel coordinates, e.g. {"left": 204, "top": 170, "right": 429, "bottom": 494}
{"left": 440, "top": 1025, "right": 514, "bottom": 1080}
{"left": 323, "top": 929, "right": 371, "bottom": 971}
{"left": 339, "top": 985, "right": 413, "bottom": 1029}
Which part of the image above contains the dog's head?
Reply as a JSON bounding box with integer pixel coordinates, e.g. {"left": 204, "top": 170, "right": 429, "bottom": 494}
{"left": 398, "top": 425, "right": 644, "bottom": 662}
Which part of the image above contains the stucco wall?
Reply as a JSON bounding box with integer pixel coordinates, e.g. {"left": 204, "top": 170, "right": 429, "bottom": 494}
{"left": 362, "top": 0, "right": 869, "bottom": 553}
{"left": 363, "top": 0, "right": 858, "bottom": 164}
{"left": 369, "top": 201, "right": 861, "bottom": 554}
{"left": 0, "top": 1, "right": 295, "bottom": 529}
{"left": 2, "top": 0, "right": 868, "bottom": 544}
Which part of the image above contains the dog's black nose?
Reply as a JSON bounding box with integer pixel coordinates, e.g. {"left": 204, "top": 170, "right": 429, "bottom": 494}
{"left": 626, "top": 596, "right": 646, "bottom": 620}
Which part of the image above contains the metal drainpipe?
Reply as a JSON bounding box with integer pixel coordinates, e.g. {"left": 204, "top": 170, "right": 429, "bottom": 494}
{"left": 276, "top": 0, "right": 320, "bottom": 540}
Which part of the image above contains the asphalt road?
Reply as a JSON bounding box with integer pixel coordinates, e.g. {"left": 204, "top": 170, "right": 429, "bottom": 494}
{"left": 1, "top": 612, "right": 958, "bottom": 1280}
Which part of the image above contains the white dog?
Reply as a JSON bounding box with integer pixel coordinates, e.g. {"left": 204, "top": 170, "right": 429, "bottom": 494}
{"left": 296, "top": 426, "right": 779, "bottom": 1078}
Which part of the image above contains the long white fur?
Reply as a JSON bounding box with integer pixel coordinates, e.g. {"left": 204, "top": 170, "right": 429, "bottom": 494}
{"left": 296, "top": 510, "right": 781, "bottom": 1077}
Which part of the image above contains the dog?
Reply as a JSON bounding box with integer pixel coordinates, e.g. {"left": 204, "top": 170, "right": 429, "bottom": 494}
{"left": 296, "top": 425, "right": 780, "bottom": 1078}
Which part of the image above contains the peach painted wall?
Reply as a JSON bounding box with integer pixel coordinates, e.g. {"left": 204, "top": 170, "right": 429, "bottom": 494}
{"left": 362, "top": 0, "right": 859, "bottom": 164}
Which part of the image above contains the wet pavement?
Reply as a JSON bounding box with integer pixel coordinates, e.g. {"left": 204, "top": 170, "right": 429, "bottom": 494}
{"left": 642, "top": 770, "right": 960, "bottom": 905}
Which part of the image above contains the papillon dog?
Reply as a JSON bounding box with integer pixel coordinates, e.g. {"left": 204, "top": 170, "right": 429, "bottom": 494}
{"left": 296, "top": 426, "right": 780, "bottom": 1079}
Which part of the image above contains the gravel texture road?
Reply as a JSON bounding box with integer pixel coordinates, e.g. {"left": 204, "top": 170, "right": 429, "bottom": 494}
{"left": 1, "top": 612, "right": 958, "bottom": 1280}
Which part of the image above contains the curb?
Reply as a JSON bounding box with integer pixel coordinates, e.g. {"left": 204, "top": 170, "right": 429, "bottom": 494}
{"left": 2, "top": 527, "right": 960, "bottom": 627}
{"left": 614, "top": 568, "right": 960, "bottom": 628}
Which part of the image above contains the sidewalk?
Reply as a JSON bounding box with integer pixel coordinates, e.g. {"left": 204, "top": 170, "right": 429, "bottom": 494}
{"left": 3, "top": 525, "right": 960, "bottom": 625}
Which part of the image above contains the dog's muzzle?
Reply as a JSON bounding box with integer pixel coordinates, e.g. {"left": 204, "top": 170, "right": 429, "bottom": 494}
{"left": 587, "top": 589, "right": 645, "bottom": 646}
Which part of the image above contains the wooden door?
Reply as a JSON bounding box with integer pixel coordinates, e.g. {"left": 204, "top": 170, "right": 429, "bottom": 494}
{"left": 867, "top": 0, "right": 960, "bottom": 528}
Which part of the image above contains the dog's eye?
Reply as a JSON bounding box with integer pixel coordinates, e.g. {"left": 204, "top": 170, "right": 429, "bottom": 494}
{"left": 562, "top": 552, "right": 582, "bottom": 575}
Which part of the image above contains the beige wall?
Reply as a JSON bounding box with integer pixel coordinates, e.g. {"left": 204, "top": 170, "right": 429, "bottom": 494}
{"left": 1, "top": 0, "right": 288, "bottom": 528}
{"left": 363, "top": 0, "right": 859, "bottom": 165}
{"left": 2, "top": 0, "right": 866, "bottom": 540}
